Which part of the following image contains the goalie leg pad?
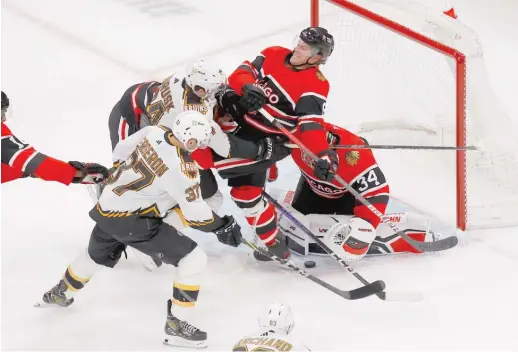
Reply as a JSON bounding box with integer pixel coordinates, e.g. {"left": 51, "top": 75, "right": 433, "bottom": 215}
{"left": 324, "top": 217, "right": 377, "bottom": 261}
{"left": 370, "top": 212, "right": 430, "bottom": 254}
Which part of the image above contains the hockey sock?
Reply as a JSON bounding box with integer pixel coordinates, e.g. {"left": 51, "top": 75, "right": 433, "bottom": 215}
{"left": 170, "top": 246, "right": 206, "bottom": 321}
{"left": 230, "top": 185, "right": 278, "bottom": 246}
{"left": 62, "top": 248, "right": 102, "bottom": 299}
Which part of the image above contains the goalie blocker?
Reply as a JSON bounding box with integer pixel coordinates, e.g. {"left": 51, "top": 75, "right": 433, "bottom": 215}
{"left": 277, "top": 190, "right": 433, "bottom": 258}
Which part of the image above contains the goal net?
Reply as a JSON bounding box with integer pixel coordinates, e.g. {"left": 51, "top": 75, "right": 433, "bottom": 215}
{"left": 311, "top": 0, "right": 518, "bottom": 230}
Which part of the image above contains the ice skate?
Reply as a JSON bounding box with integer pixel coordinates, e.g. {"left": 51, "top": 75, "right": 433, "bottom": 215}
{"left": 163, "top": 300, "right": 207, "bottom": 349}
{"left": 254, "top": 231, "right": 291, "bottom": 262}
{"left": 34, "top": 280, "right": 74, "bottom": 308}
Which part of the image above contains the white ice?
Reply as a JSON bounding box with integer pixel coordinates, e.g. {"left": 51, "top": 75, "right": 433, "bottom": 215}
{"left": 1, "top": 0, "right": 517, "bottom": 350}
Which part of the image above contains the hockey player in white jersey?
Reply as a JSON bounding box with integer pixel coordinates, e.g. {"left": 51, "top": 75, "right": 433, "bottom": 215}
{"left": 102, "top": 60, "right": 289, "bottom": 270}
{"left": 37, "top": 111, "right": 246, "bottom": 349}
{"left": 232, "top": 303, "right": 309, "bottom": 351}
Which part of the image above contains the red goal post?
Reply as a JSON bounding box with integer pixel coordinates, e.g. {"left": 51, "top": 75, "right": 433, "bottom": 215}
{"left": 309, "top": 0, "right": 518, "bottom": 230}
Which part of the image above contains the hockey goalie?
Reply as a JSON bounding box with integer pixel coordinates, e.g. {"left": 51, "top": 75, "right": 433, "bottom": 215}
{"left": 277, "top": 121, "right": 434, "bottom": 261}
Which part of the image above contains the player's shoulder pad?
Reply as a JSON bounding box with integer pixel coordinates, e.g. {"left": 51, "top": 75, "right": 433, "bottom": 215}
{"left": 261, "top": 46, "right": 291, "bottom": 57}
{"left": 158, "top": 125, "right": 176, "bottom": 147}
{"left": 302, "top": 68, "right": 330, "bottom": 96}
{"left": 153, "top": 126, "right": 199, "bottom": 181}
{"left": 1, "top": 122, "right": 12, "bottom": 136}
{"left": 175, "top": 147, "right": 199, "bottom": 181}
{"left": 315, "top": 69, "right": 327, "bottom": 82}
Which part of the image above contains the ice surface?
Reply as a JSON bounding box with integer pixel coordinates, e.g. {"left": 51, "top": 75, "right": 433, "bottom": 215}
{"left": 1, "top": 0, "right": 517, "bottom": 350}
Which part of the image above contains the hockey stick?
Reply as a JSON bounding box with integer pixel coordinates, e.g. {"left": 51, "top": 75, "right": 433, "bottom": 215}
{"left": 241, "top": 237, "right": 385, "bottom": 300}
{"left": 332, "top": 144, "right": 477, "bottom": 151}
{"left": 287, "top": 144, "right": 477, "bottom": 151}
{"left": 263, "top": 192, "right": 422, "bottom": 302}
{"left": 258, "top": 108, "right": 458, "bottom": 253}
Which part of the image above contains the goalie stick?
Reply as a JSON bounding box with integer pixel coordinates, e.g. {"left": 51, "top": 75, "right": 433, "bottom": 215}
{"left": 258, "top": 108, "right": 458, "bottom": 253}
{"left": 287, "top": 143, "right": 477, "bottom": 151}
{"left": 332, "top": 144, "right": 475, "bottom": 151}
{"left": 263, "top": 192, "right": 423, "bottom": 302}
{"left": 241, "top": 237, "right": 385, "bottom": 300}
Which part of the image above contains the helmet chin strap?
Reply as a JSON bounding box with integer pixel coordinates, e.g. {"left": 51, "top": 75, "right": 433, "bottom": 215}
{"left": 289, "top": 52, "right": 321, "bottom": 69}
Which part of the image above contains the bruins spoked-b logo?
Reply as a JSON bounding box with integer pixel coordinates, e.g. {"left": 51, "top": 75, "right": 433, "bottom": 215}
{"left": 181, "top": 161, "right": 198, "bottom": 180}
{"left": 345, "top": 151, "right": 360, "bottom": 166}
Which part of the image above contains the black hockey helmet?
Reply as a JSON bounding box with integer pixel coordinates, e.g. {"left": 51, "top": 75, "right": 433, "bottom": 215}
{"left": 1, "top": 91, "right": 9, "bottom": 118}
{"left": 299, "top": 27, "right": 334, "bottom": 63}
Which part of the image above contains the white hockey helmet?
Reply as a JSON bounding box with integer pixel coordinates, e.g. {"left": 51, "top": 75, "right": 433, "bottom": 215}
{"left": 172, "top": 110, "right": 213, "bottom": 151}
{"left": 258, "top": 303, "right": 295, "bottom": 335}
{"left": 185, "top": 60, "right": 226, "bottom": 99}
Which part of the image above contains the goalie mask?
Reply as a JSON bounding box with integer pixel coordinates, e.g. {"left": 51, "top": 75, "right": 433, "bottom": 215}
{"left": 185, "top": 60, "right": 227, "bottom": 99}
{"left": 172, "top": 110, "right": 213, "bottom": 152}
{"left": 258, "top": 303, "right": 295, "bottom": 335}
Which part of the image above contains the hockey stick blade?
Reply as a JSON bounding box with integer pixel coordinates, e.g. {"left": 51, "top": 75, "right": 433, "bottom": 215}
{"left": 349, "top": 267, "right": 423, "bottom": 302}
{"left": 330, "top": 144, "right": 478, "bottom": 151}
{"left": 399, "top": 232, "right": 458, "bottom": 252}
{"left": 264, "top": 191, "right": 426, "bottom": 302}
{"left": 242, "top": 238, "right": 385, "bottom": 300}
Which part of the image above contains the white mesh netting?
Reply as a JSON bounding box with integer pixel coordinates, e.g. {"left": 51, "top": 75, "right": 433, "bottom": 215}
{"left": 316, "top": 0, "right": 518, "bottom": 229}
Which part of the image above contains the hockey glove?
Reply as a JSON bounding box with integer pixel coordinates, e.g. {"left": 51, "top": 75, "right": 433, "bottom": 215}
{"left": 256, "top": 136, "right": 291, "bottom": 162}
{"left": 217, "top": 88, "right": 247, "bottom": 121}
{"left": 69, "top": 161, "right": 110, "bottom": 184}
{"left": 213, "top": 215, "right": 242, "bottom": 247}
{"left": 314, "top": 149, "right": 339, "bottom": 182}
{"left": 240, "top": 84, "right": 267, "bottom": 112}
{"left": 216, "top": 114, "right": 239, "bottom": 134}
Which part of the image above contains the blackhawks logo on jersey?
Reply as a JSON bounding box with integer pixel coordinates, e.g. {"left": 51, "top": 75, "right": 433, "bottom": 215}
{"left": 315, "top": 70, "right": 327, "bottom": 82}
{"left": 346, "top": 151, "right": 360, "bottom": 166}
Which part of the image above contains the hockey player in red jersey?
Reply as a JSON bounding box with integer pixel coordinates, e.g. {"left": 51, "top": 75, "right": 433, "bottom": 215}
{"left": 217, "top": 27, "right": 337, "bottom": 260}
{"left": 291, "top": 122, "right": 389, "bottom": 228}
{"left": 1, "top": 91, "right": 109, "bottom": 185}
{"left": 281, "top": 122, "right": 428, "bottom": 260}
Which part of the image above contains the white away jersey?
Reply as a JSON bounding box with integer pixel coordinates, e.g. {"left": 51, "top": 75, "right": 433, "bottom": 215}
{"left": 143, "top": 72, "right": 233, "bottom": 159}
{"left": 145, "top": 72, "right": 216, "bottom": 129}
{"left": 99, "top": 126, "right": 214, "bottom": 225}
{"left": 233, "top": 331, "right": 310, "bottom": 351}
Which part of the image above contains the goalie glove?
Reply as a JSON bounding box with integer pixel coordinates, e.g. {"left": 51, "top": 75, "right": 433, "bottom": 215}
{"left": 324, "top": 217, "right": 376, "bottom": 261}
{"left": 69, "top": 161, "right": 110, "bottom": 184}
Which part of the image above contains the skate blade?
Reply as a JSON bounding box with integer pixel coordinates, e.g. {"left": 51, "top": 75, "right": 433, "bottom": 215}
{"left": 34, "top": 300, "right": 68, "bottom": 308}
{"left": 163, "top": 335, "right": 207, "bottom": 349}
{"left": 34, "top": 301, "right": 57, "bottom": 308}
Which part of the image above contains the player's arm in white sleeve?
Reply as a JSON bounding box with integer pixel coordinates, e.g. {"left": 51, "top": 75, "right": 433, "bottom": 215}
{"left": 155, "top": 133, "right": 243, "bottom": 247}
{"left": 165, "top": 172, "right": 226, "bottom": 233}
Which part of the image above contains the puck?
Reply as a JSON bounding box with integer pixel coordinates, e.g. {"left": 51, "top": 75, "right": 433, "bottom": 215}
{"left": 304, "top": 260, "right": 316, "bottom": 268}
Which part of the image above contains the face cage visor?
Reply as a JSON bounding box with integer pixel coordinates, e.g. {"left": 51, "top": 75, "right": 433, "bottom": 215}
{"left": 292, "top": 35, "right": 322, "bottom": 58}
